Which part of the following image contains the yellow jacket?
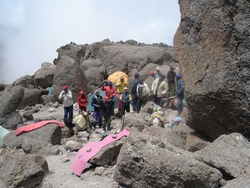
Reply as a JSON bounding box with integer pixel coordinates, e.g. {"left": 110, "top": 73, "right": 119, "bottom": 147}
{"left": 116, "top": 81, "right": 128, "bottom": 93}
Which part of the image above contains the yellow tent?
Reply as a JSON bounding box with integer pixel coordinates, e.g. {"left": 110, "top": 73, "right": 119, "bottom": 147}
{"left": 108, "top": 71, "right": 128, "bottom": 83}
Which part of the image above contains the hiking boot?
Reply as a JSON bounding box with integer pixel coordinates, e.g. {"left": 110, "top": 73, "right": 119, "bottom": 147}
{"left": 103, "top": 124, "right": 106, "bottom": 131}
{"left": 106, "top": 125, "right": 111, "bottom": 131}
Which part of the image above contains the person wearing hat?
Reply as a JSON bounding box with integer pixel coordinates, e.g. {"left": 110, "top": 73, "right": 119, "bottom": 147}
{"left": 166, "top": 66, "right": 176, "bottom": 97}
{"left": 150, "top": 70, "right": 160, "bottom": 80}
{"left": 77, "top": 91, "right": 88, "bottom": 112}
{"left": 155, "top": 67, "right": 162, "bottom": 76}
{"left": 120, "top": 87, "right": 132, "bottom": 116}
{"left": 151, "top": 74, "right": 168, "bottom": 106}
{"left": 175, "top": 73, "right": 185, "bottom": 115}
{"left": 91, "top": 90, "right": 103, "bottom": 129}
{"left": 58, "top": 85, "right": 74, "bottom": 124}
{"left": 136, "top": 78, "right": 150, "bottom": 113}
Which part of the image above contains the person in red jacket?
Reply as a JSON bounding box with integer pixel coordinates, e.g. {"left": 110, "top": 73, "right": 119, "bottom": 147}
{"left": 77, "top": 91, "right": 88, "bottom": 112}
{"left": 101, "top": 80, "right": 116, "bottom": 99}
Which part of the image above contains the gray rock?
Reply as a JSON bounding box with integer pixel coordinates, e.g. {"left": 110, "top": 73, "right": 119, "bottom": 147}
{"left": 194, "top": 133, "right": 250, "bottom": 179}
{"left": 224, "top": 177, "right": 250, "bottom": 188}
{"left": 114, "top": 133, "right": 222, "bottom": 188}
{"left": 185, "top": 131, "right": 211, "bottom": 152}
{"left": 0, "top": 153, "right": 48, "bottom": 188}
{"left": 89, "top": 138, "right": 125, "bottom": 166}
{"left": 3, "top": 124, "right": 61, "bottom": 154}
{"left": 174, "top": 0, "right": 250, "bottom": 141}
{"left": 0, "top": 111, "right": 23, "bottom": 130}
{"left": 0, "top": 85, "right": 24, "bottom": 118}
{"left": 64, "top": 140, "right": 82, "bottom": 151}
{"left": 13, "top": 75, "right": 35, "bottom": 88}
{"left": 34, "top": 62, "right": 56, "bottom": 88}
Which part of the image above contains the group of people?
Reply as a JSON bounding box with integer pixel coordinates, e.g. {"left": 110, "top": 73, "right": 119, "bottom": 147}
{"left": 58, "top": 76, "right": 132, "bottom": 132}
{"left": 58, "top": 66, "right": 185, "bottom": 132}
{"left": 133, "top": 66, "right": 185, "bottom": 116}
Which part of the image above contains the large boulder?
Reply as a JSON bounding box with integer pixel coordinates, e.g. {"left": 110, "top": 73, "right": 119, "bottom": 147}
{"left": 174, "top": 0, "right": 250, "bottom": 140}
{"left": 0, "top": 111, "right": 23, "bottom": 130}
{"left": 143, "top": 126, "right": 186, "bottom": 149}
{"left": 13, "top": 75, "right": 35, "bottom": 88}
{"left": 0, "top": 85, "right": 24, "bottom": 118}
{"left": 3, "top": 124, "right": 61, "bottom": 154}
{"left": 0, "top": 153, "right": 48, "bottom": 188}
{"left": 53, "top": 55, "right": 90, "bottom": 102}
{"left": 89, "top": 137, "right": 126, "bottom": 166}
{"left": 194, "top": 133, "right": 250, "bottom": 179}
{"left": 224, "top": 177, "right": 250, "bottom": 188}
{"left": 34, "top": 62, "right": 56, "bottom": 88}
{"left": 18, "top": 88, "right": 48, "bottom": 109}
{"left": 114, "top": 132, "right": 222, "bottom": 188}
{"left": 123, "top": 112, "right": 148, "bottom": 132}
{"left": 54, "top": 43, "right": 86, "bottom": 65}
{"left": 83, "top": 41, "right": 175, "bottom": 77}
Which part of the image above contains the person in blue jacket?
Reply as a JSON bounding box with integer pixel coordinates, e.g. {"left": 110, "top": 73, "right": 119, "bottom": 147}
{"left": 130, "top": 73, "right": 140, "bottom": 112}
{"left": 175, "top": 73, "right": 185, "bottom": 115}
{"left": 91, "top": 90, "right": 103, "bottom": 129}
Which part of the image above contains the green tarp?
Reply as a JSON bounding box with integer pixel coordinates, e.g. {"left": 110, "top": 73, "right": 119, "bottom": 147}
{"left": 0, "top": 126, "right": 10, "bottom": 148}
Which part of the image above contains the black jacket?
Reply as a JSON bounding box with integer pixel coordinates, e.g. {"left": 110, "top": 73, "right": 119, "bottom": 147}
{"left": 167, "top": 71, "right": 176, "bottom": 84}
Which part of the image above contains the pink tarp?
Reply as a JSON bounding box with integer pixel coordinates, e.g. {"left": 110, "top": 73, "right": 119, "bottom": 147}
{"left": 71, "top": 129, "right": 130, "bottom": 176}
{"left": 15, "top": 120, "right": 64, "bottom": 136}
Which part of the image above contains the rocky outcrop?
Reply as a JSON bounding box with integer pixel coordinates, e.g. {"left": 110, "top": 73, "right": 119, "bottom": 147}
{"left": 34, "top": 62, "right": 56, "bottom": 88}
{"left": 194, "top": 133, "right": 250, "bottom": 180}
{"left": 53, "top": 55, "right": 90, "bottom": 103}
{"left": 114, "top": 133, "right": 222, "bottom": 188}
{"left": 3, "top": 124, "right": 61, "bottom": 154}
{"left": 0, "top": 86, "right": 24, "bottom": 128}
{"left": 224, "top": 177, "right": 250, "bottom": 188}
{"left": 174, "top": 0, "right": 250, "bottom": 140}
{"left": 143, "top": 126, "right": 186, "bottom": 149}
{"left": 0, "top": 82, "right": 5, "bottom": 91}
{"left": 185, "top": 131, "right": 211, "bottom": 152}
{"left": 83, "top": 41, "right": 175, "bottom": 78}
{"left": 0, "top": 153, "right": 48, "bottom": 188}
{"left": 18, "top": 88, "right": 48, "bottom": 109}
{"left": 89, "top": 138, "right": 126, "bottom": 166}
{"left": 13, "top": 75, "right": 35, "bottom": 88}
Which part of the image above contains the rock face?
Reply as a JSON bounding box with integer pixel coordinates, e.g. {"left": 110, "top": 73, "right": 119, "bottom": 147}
{"left": 194, "top": 133, "right": 250, "bottom": 180}
{"left": 174, "top": 0, "right": 250, "bottom": 140}
{"left": 114, "top": 133, "right": 222, "bottom": 188}
{"left": 0, "top": 86, "right": 24, "bottom": 128}
{"left": 34, "top": 62, "right": 56, "bottom": 88}
{"left": 3, "top": 124, "right": 61, "bottom": 154}
{"left": 0, "top": 153, "right": 48, "bottom": 188}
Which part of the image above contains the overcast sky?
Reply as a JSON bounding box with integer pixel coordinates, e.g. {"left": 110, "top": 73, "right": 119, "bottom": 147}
{"left": 0, "top": 0, "right": 180, "bottom": 84}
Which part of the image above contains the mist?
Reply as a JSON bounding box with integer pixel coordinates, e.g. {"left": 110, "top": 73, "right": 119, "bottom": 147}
{"left": 0, "top": 0, "right": 180, "bottom": 84}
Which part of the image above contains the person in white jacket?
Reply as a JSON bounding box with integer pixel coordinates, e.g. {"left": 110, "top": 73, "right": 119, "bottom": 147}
{"left": 151, "top": 74, "right": 168, "bottom": 106}
{"left": 58, "top": 85, "right": 74, "bottom": 120}
{"left": 136, "top": 78, "right": 150, "bottom": 113}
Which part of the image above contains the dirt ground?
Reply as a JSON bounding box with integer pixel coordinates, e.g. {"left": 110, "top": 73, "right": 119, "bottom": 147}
{"left": 30, "top": 104, "right": 178, "bottom": 188}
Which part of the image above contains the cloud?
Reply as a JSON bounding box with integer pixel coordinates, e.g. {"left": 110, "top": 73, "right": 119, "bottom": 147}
{"left": 0, "top": 0, "right": 180, "bottom": 84}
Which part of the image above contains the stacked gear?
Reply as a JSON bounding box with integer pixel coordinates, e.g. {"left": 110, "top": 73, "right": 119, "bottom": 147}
{"left": 148, "top": 105, "right": 165, "bottom": 128}
{"left": 73, "top": 111, "right": 90, "bottom": 131}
